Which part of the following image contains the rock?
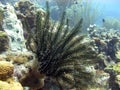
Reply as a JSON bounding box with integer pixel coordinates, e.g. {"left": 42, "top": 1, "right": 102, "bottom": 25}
{"left": 0, "top": 31, "right": 9, "bottom": 53}
{"left": 14, "top": 0, "right": 46, "bottom": 31}
{"left": 2, "top": 4, "right": 27, "bottom": 51}
{"left": 20, "top": 64, "right": 45, "bottom": 90}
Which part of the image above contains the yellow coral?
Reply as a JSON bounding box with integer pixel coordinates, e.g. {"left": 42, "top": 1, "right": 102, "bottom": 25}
{"left": 0, "top": 61, "right": 14, "bottom": 79}
{"left": 6, "top": 52, "right": 34, "bottom": 64}
{"left": 0, "top": 80, "right": 23, "bottom": 90}
{"left": 7, "top": 55, "right": 28, "bottom": 64}
{"left": 116, "top": 50, "right": 120, "bottom": 60}
{"left": 0, "top": 60, "right": 23, "bottom": 90}
{"left": 10, "top": 81, "right": 23, "bottom": 90}
{"left": 113, "top": 62, "right": 120, "bottom": 74}
{"left": 0, "top": 80, "right": 10, "bottom": 90}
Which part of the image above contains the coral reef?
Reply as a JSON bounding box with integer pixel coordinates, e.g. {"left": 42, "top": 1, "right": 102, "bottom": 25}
{"left": 87, "top": 24, "right": 120, "bottom": 66}
{"left": 0, "top": 2, "right": 45, "bottom": 89}
{"left": 1, "top": 1, "right": 119, "bottom": 90}
{"left": 87, "top": 24, "right": 120, "bottom": 90}
{"left": 14, "top": 0, "right": 46, "bottom": 52}
{"left": 25, "top": 1, "right": 98, "bottom": 90}
{"left": 105, "top": 62, "right": 120, "bottom": 90}
{"left": 14, "top": 0, "right": 46, "bottom": 30}
{"left": 15, "top": 0, "right": 34, "bottom": 15}
{"left": 0, "top": 47, "right": 44, "bottom": 89}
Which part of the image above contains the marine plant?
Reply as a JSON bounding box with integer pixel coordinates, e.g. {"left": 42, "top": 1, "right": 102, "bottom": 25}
{"left": 54, "top": 0, "right": 74, "bottom": 12}
{"left": 0, "top": 8, "right": 4, "bottom": 30}
{"left": 102, "top": 17, "right": 120, "bottom": 30}
{"left": 26, "top": 1, "right": 97, "bottom": 89}
{"left": 50, "top": 0, "right": 75, "bottom": 20}
{"left": 66, "top": 0, "right": 102, "bottom": 33}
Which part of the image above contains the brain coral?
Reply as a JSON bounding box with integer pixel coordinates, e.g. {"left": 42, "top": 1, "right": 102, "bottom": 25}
{"left": 0, "top": 61, "right": 14, "bottom": 79}
{"left": 0, "top": 80, "right": 23, "bottom": 90}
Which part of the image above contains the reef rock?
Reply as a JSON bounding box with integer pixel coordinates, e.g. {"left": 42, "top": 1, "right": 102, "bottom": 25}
{"left": 0, "top": 31, "right": 9, "bottom": 53}
{"left": 14, "top": 0, "right": 46, "bottom": 32}
{"left": 2, "top": 4, "right": 27, "bottom": 51}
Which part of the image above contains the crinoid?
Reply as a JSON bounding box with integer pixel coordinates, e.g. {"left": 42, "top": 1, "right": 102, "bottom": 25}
{"left": 26, "top": 1, "right": 97, "bottom": 89}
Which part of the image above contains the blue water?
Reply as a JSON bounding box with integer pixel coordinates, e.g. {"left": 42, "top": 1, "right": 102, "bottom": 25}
{"left": 38, "top": 0, "right": 120, "bottom": 18}
{"left": 37, "top": 0, "right": 120, "bottom": 23}
{"left": 94, "top": 0, "right": 120, "bottom": 18}
{"left": 1, "top": 0, "right": 120, "bottom": 18}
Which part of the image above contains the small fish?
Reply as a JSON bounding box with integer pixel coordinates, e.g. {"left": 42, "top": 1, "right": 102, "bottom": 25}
{"left": 102, "top": 19, "right": 105, "bottom": 23}
{"left": 74, "top": 0, "right": 78, "bottom": 4}
{"left": 80, "top": 4, "right": 83, "bottom": 7}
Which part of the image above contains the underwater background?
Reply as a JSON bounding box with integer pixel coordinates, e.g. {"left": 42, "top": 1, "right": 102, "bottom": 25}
{"left": 1, "top": 0, "right": 120, "bottom": 28}
{"left": 0, "top": 0, "right": 120, "bottom": 90}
